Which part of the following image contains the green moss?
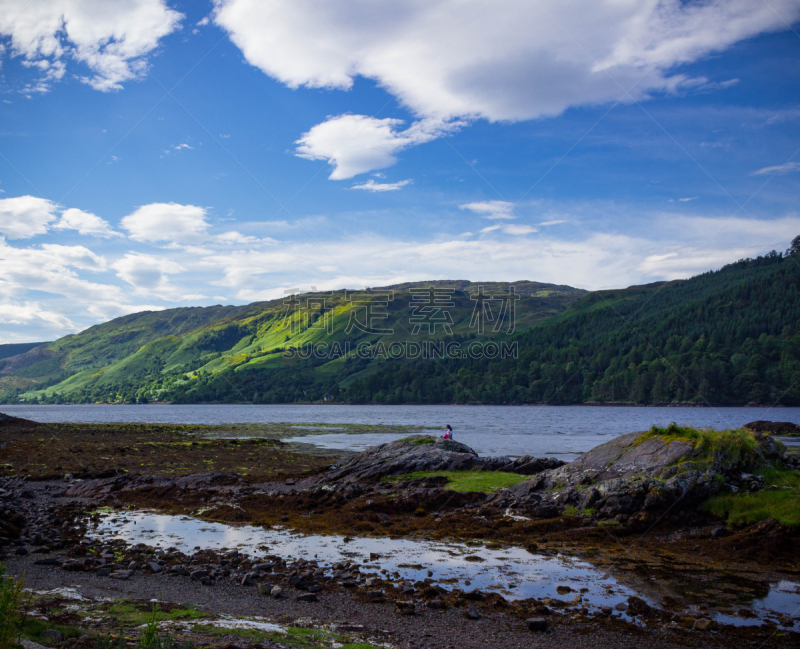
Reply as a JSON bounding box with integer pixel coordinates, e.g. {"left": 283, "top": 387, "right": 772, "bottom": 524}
{"left": 382, "top": 470, "right": 526, "bottom": 492}
{"left": 702, "top": 468, "right": 800, "bottom": 527}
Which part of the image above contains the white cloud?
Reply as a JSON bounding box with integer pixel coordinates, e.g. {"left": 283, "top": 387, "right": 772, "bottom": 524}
{"left": 121, "top": 202, "right": 210, "bottom": 243}
{"left": 112, "top": 252, "right": 187, "bottom": 301}
{"left": 213, "top": 231, "right": 274, "bottom": 246}
{"left": 502, "top": 224, "right": 538, "bottom": 235}
{"left": 0, "top": 237, "right": 124, "bottom": 322}
{"left": 215, "top": 0, "right": 800, "bottom": 175}
{"left": 0, "top": 0, "right": 183, "bottom": 92}
{"left": 174, "top": 143, "right": 193, "bottom": 150}
{"left": 460, "top": 201, "right": 516, "bottom": 220}
{"left": 0, "top": 299, "right": 76, "bottom": 332}
{"left": 196, "top": 16, "right": 210, "bottom": 27}
{"left": 479, "top": 223, "right": 537, "bottom": 235}
{"left": 540, "top": 219, "right": 567, "bottom": 226}
{"left": 766, "top": 109, "right": 800, "bottom": 125}
{"left": 55, "top": 208, "right": 120, "bottom": 238}
{"left": 751, "top": 161, "right": 800, "bottom": 176}
{"left": 351, "top": 179, "right": 412, "bottom": 192}
{"left": 295, "top": 114, "right": 456, "bottom": 179}
{"left": 0, "top": 196, "right": 59, "bottom": 238}
{"left": 678, "top": 197, "right": 698, "bottom": 202}
{"left": 663, "top": 215, "right": 800, "bottom": 247}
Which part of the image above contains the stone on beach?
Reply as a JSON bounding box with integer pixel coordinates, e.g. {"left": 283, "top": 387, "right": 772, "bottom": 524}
{"left": 526, "top": 618, "right": 548, "bottom": 632}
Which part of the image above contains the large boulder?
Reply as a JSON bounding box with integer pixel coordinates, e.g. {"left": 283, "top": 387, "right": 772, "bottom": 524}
{"left": 494, "top": 427, "right": 788, "bottom": 522}
{"left": 308, "top": 436, "right": 564, "bottom": 485}
{"left": 312, "top": 436, "right": 482, "bottom": 484}
{"left": 744, "top": 420, "right": 800, "bottom": 436}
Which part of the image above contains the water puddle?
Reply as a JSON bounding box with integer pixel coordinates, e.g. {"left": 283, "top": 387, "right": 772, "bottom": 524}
{"left": 178, "top": 617, "right": 285, "bottom": 634}
{"left": 89, "top": 511, "right": 799, "bottom": 628}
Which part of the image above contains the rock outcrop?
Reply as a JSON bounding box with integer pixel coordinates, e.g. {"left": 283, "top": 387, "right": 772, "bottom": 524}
{"left": 493, "top": 428, "right": 791, "bottom": 523}
{"left": 744, "top": 420, "right": 800, "bottom": 436}
{"left": 308, "top": 436, "right": 564, "bottom": 485}
{"left": 0, "top": 411, "right": 36, "bottom": 427}
{"left": 64, "top": 471, "right": 245, "bottom": 501}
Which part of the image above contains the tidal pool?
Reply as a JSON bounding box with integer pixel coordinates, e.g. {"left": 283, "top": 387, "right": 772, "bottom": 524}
{"left": 89, "top": 511, "right": 798, "bottom": 628}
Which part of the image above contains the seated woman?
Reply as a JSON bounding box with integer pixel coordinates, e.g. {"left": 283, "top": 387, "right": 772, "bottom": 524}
{"left": 442, "top": 424, "right": 453, "bottom": 439}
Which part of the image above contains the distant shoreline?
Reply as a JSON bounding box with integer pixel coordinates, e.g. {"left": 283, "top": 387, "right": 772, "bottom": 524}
{"left": 3, "top": 401, "right": 788, "bottom": 408}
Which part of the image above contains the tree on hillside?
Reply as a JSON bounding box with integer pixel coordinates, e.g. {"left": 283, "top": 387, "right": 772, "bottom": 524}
{"left": 787, "top": 235, "right": 800, "bottom": 257}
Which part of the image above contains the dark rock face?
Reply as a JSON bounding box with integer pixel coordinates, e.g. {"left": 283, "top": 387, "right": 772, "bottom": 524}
{"left": 0, "top": 411, "right": 36, "bottom": 427}
{"left": 64, "top": 471, "right": 244, "bottom": 500}
{"left": 495, "top": 430, "right": 787, "bottom": 522}
{"left": 308, "top": 436, "right": 564, "bottom": 485}
{"left": 745, "top": 420, "right": 800, "bottom": 436}
{"left": 314, "top": 437, "right": 481, "bottom": 484}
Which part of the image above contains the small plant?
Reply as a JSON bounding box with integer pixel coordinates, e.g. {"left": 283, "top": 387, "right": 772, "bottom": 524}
{"left": 140, "top": 602, "right": 160, "bottom": 649}
{"left": 0, "top": 565, "right": 24, "bottom": 649}
{"left": 93, "top": 631, "right": 126, "bottom": 649}
{"left": 564, "top": 506, "right": 579, "bottom": 516}
{"left": 133, "top": 600, "right": 193, "bottom": 649}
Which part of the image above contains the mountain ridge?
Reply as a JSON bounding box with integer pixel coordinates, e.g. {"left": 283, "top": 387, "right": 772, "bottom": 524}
{"left": 0, "top": 279, "right": 585, "bottom": 403}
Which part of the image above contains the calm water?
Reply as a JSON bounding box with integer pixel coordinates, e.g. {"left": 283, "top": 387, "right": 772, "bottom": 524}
{"left": 89, "top": 510, "right": 799, "bottom": 627}
{"left": 4, "top": 403, "right": 800, "bottom": 459}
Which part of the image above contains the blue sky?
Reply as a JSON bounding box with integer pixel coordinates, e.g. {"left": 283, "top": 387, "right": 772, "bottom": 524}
{"left": 1, "top": 0, "right": 799, "bottom": 342}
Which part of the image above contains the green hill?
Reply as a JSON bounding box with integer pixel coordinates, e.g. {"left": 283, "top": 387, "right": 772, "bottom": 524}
{"left": 5, "top": 250, "right": 800, "bottom": 406}
{"left": 0, "top": 280, "right": 583, "bottom": 404}
{"left": 345, "top": 252, "right": 800, "bottom": 405}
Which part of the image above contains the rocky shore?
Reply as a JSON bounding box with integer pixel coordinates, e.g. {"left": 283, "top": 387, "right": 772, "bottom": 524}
{"left": 2, "top": 418, "right": 800, "bottom": 648}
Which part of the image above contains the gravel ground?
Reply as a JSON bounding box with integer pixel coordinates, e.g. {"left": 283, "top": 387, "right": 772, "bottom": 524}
{"left": 5, "top": 553, "right": 687, "bottom": 649}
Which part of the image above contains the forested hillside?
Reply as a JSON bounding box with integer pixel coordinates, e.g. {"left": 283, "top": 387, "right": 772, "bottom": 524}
{"left": 345, "top": 251, "right": 800, "bottom": 405}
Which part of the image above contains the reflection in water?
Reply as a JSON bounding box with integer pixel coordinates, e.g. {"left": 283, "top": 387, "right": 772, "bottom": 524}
{"left": 90, "top": 511, "right": 798, "bottom": 627}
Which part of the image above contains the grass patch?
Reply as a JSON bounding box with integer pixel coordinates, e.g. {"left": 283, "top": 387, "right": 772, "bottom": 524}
{"left": 382, "top": 470, "right": 526, "bottom": 493}
{"left": 105, "top": 602, "right": 205, "bottom": 625}
{"left": 702, "top": 468, "right": 800, "bottom": 527}
{"left": 398, "top": 436, "right": 435, "bottom": 445}
{"left": 0, "top": 565, "right": 24, "bottom": 649}
{"left": 639, "top": 423, "right": 763, "bottom": 465}
{"left": 18, "top": 618, "right": 82, "bottom": 644}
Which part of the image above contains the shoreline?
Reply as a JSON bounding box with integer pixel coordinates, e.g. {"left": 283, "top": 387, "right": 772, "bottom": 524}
{"left": 2, "top": 418, "right": 799, "bottom": 649}
{"left": 3, "top": 401, "right": 791, "bottom": 407}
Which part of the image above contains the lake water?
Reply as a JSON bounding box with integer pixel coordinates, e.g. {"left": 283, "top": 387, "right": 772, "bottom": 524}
{"left": 4, "top": 403, "right": 800, "bottom": 459}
